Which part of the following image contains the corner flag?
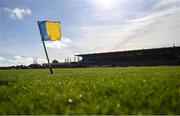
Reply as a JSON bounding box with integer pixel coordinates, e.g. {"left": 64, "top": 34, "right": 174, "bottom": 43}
{"left": 38, "top": 21, "right": 62, "bottom": 41}
{"left": 38, "top": 20, "right": 62, "bottom": 74}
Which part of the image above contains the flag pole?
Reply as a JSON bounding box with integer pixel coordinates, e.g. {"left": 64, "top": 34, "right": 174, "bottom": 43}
{"left": 37, "top": 21, "right": 53, "bottom": 74}
{"left": 42, "top": 40, "right": 53, "bottom": 74}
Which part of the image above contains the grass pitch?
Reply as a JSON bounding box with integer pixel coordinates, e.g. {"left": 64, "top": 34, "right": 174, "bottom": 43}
{"left": 0, "top": 66, "right": 179, "bottom": 114}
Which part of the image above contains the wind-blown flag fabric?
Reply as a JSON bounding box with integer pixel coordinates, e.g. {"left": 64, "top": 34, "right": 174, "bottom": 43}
{"left": 38, "top": 21, "right": 61, "bottom": 41}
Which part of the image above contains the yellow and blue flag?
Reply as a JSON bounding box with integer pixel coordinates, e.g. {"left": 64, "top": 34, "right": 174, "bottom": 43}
{"left": 38, "top": 21, "right": 61, "bottom": 41}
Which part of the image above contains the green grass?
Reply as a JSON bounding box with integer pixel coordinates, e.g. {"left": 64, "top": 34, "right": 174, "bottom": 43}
{"left": 0, "top": 66, "right": 179, "bottom": 115}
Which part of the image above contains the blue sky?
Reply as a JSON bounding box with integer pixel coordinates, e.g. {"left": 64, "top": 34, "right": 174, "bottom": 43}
{"left": 0, "top": 0, "right": 180, "bottom": 66}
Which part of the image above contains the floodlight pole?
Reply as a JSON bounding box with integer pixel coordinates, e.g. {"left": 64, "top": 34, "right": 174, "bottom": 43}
{"left": 42, "top": 41, "right": 53, "bottom": 74}
{"left": 37, "top": 21, "right": 53, "bottom": 74}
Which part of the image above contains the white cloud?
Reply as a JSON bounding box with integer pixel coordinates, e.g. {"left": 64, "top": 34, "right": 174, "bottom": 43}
{"left": 0, "top": 56, "right": 13, "bottom": 67}
{"left": 73, "top": 0, "right": 180, "bottom": 53}
{"left": 89, "top": 46, "right": 94, "bottom": 50}
{"left": 154, "top": 0, "right": 180, "bottom": 8}
{"left": 111, "top": 1, "right": 180, "bottom": 50}
{"left": 62, "top": 37, "right": 71, "bottom": 43}
{"left": 0, "top": 56, "right": 33, "bottom": 66}
{"left": 37, "top": 58, "right": 47, "bottom": 64}
{"left": 0, "top": 56, "right": 5, "bottom": 61}
{"left": 45, "top": 37, "right": 71, "bottom": 49}
{"left": 45, "top": 41, "right": 67, "bottom": 49}
{"left": 0, "top": 56, "right": 49, "bottom": 67}
{"left": 9, "top": 56, "right": 34, "bottom": 66}
{"left": 4, "top": 7, "right": 31, "bottom": 20}
{"left": 126, "top": 7, "right": 179, "bottom": 23}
